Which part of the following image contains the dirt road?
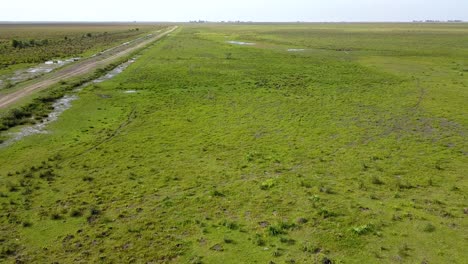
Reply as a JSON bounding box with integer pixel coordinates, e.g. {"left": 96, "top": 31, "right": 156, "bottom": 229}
{"left": 0, "top": 26, "right": 178, "bottom": 109}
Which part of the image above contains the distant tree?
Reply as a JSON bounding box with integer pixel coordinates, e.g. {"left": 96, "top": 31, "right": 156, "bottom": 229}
{"left": 135, "top": 28, "right": 139, "bottom": 31}
{"left": 3, "top": 80, "right": 13, "bottom": 89}
{"left": 86, "top": 33, "right": 92, "bottom": 37}
{"left": 11, "top": 39, "right": 20, "bottom": 48}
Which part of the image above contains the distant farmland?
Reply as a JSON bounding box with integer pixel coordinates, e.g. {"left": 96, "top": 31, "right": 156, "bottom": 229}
{"left": 0, "top": 23, "right": 467, "bottom": 263}
{"left": 0, "top": 23, "right": 164, "bottom": 73}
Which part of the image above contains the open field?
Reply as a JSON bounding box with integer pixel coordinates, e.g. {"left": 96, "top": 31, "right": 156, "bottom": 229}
{"left": 0, "top": 23, "right": 467, "bottom": 263}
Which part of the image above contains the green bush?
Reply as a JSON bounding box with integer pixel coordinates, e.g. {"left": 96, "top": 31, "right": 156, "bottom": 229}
{"left": 351, "top": 224, "right": 375, "bottom": 235}
{"left": 260, "top": 179, "right": 275, "bottom": 190}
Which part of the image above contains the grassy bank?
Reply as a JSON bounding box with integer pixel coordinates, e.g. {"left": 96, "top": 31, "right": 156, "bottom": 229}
{"left": 0, "top": 59, "right": 132, "bottom": 134}
{"left": 0, "top": 27, "right": 175, "bottom": 136}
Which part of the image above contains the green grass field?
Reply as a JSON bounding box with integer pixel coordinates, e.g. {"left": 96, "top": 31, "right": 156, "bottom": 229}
{"left": 0, "top": 23, "right": 467, "bottom": 263}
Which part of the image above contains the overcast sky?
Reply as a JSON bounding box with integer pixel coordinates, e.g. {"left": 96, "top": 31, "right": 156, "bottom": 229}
{"left": 2, "top": 0, "right": 467, "bottom": 22}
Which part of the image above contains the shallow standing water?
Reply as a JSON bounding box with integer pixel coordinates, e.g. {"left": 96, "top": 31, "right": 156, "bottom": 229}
{"left": 93, "top": 59, "right": 136, "bottom": 83}
{"left": 0, "top": 58, "right": 137, "bottom": 147}
{"left": 287, "top": 49, "right": 306, "bottom": 52}
{"left": 227, "top": 41, "right": 255, "bottom": 45}
{"left": 0, "top": 58, "right": 80, "bottom": 88}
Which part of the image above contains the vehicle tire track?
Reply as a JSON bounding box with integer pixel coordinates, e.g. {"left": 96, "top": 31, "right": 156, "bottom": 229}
{"left": 63, "top": 105, "right": 138, "bottom": 161}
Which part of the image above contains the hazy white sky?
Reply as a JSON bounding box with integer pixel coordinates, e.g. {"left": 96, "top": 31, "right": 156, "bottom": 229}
{"left": 2, "top": 0, "right": 467, "bottom": 22}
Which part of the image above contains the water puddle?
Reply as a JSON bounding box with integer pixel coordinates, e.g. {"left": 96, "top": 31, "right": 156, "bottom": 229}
{"left": 0, "top": 58, "right": 80, "bottom": 88}
{"left": 1, "top": 95, "right": 78, "bottom": 147}
{"left": 93, "top": 58, "right": 136, "bottom": 83}
{"left": 0, "top": 58, "right": 136, "bottom": 147}
{"left": 227, "top": 41, "right": 255, "bottom": 46}
{"left": 287, "top": 49, "right": 306, "bottom": 52}
{"left": 124, "top": 90, "right": 137, "bottom": 94}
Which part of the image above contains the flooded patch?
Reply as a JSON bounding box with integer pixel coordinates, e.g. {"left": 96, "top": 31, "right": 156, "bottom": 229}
{"left": 0, "top": 58, "right": 136, "bottom": 147}
{"left": 227, "top": 41, "right": 255, "bottom": 46}
{"left": 0, "top": 58, "right": 80, "bottom": 88}
{"left": 287, "top": 49, "right": 306, "bottom": 52}
{"left": 0, "top": 95, "right": 78, "bottom": 147}
{"left": 93, "top": 58, "right": 136, "bottom": 83}
{"left": 97, "top": 94, "right": 112, "bottom": 99}
{"left": 124, "top": 90, "right": 137, "bottom": 94}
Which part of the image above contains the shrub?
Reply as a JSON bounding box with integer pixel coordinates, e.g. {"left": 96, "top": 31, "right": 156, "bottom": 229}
{"left": 351, "top": 224, "right": 374, "bottom": 235}
{"left": 22, "top": 220, "right": 33, "bottom": 227}
{"left": 223, "top": 238, "right": 234, "bottom": 244}
{"left": 398, "top": 244, "right": 411, "bottom": 257}
{"left": 3, "top": 80, "right": 14, "bottom": 89}
{"left": 272, "top": 248, "right": 284, "bottom": 257}
{"left": 222, "top": 221, "right": 238, "bottom": 230}
{"left": 319, "top": 186, "right": 335, "bottom": 194}
{"left": 268, "top": 225, "right": 284, "bottom": 236}
{"left": 280, "top": 237, "right": 296, "bottom": 245}
{"left": 7, "top": 182, "right": 19, "bottom": 192}
{"left": 70, "top": 209, "right": 83, "bottom": 217}
{"left": 255, "top": 235, "right": 266, "bottom": 246}
{"left": 212, "top": 190, "right": 225, "bottom": 197}
{"left": 90, "top": 207, "right": 101, "bottom": 216}
{"left": 82, "top": 176, "right": 94, "bottom": 182}
{"left": 300, "top": 180, "right": 312, "bottom": 188}
{"left": 371, "top": 176, "right": 385, "bottom": 185}
{"left": 11, "top": 39, "right": 20, "bottom": 48}
{"left": 39, "top": 169, "right": 56, "bottom": 182}
{"left": 423, "top": 223, "right": 436, "bottom": 232}
{"left": 260, "top": 179, "right": 275, "bottom": 190}
{"left": 302, "top": 242, "right": 321, "bottom": 253}
{"left": 0, "top": 242, "right": 19, "bottom": 257}
{"left": 279, "top": 221, "right": 297, "bottom": 231}
{"left": 318, "top": 208, "right": 337, "bottom": 218}
{"left": 50, "top": 213, "right": 63, "bottom": 220}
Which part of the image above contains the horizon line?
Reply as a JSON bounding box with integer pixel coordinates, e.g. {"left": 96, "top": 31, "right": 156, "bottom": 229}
{"left": 0, "top": 20, "right": 465, "bottom": 24}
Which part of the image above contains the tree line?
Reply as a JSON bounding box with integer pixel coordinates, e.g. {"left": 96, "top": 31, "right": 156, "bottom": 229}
{"left": 11, "top": 39, "right": 49, "bottom": 49}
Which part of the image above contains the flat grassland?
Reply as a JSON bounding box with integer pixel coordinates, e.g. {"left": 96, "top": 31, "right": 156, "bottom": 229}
{"left": 0, "top": 23, "right": 467, "bottom": 263}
